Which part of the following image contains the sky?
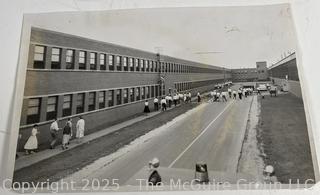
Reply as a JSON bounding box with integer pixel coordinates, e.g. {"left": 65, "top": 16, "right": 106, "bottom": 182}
{"left": 25, "top": 4, "right": 297, "bottom": 69}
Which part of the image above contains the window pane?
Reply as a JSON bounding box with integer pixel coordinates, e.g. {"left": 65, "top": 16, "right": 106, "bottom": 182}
{"left": 34, "top": 53, "right": 44, "bottom": 61}
{"left": 27, "top": 107, "right": 39, "bottom": 115}
{"left": 52, "top": 55, "right": 60, "bottom": 62}
{"left": 47, "top": 105, "right": 56, "bottom": 112}
{"left": 28, "top": 99, "right": 40, "bottom": 107}
{"left": 35, "top": 45, "right": 45, "bottom": 53}
{"left": 63, "top": 102, "right": 71, "bottom": 109}
{"left": 52, "top": 48, "right": 60, "bottom": 55}
{"left": 79, "top": 51, "right": 85, "bottom": 57}
{"left": 47, "top": 97, "right": 57, "bottom": 104}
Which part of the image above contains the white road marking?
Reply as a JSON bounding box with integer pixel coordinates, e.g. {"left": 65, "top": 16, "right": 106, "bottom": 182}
{"left": 168, "top": 100, "right": 235, "bottom": 168}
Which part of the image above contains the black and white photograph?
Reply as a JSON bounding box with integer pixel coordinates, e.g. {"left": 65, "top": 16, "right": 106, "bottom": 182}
{"left": 7, "top": 3, "right": 317, "bottom": 192}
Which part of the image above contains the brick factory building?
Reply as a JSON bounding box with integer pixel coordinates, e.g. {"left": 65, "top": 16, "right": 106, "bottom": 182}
{"left": 231, "top": 61, "right": 268, "bottom": 82}
{"left": 18, "top": 27, "right": 232, "bottom": 150}
{"left": 268, "top": 52, "right": 301, "bottom": 98}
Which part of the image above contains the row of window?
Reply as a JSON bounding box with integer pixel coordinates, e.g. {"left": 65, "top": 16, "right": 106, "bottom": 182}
{"left": 233, "top": 70, "right": 265, "bottom": 74}
{"left": 175, "top": 79, "right": 224, "bottom": 92}
{"left": 32, "top": 45, "right": 223, "bottom": 74}
{"left": 25, "top": 85, "right": 161, "bottom": 125}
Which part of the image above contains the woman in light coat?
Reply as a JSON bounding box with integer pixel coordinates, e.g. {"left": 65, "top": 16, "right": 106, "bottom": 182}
{"left": 76, "top": 116, "right": 85, "bottom": 143}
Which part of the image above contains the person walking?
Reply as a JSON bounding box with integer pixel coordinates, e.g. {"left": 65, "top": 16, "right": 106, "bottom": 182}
{"left": 173, "top": 94, "right": 178, "bottom": 106}
{"left": 188, "top": 92, "right": 192, "bottom": 103}
{"left": 62, "top": 119, "right": 72, "bottom": 150}
{"left": 238, "top": 89, "right": 243, "bottom": 100}
{"left": 222, "top": 91, "right": 228, "bottom": 102}
{"left": 233, "top": 90, "right": 237, "bottom": 99}
{"left": 76, "top": 116, "right": 85, "bottom": 144}
{"left": 153, "top": 97, "right": 159, "bottom": 111}
{"left": 183, "top": 93, "right": 187, "bottom": 103}
{"left": 24, "top": 124, "right": 39, "bottom": 154}
{"left": 197, "top": 92, "right": 201, "bottom": 103}
{"left": 228, "top": 88, "right": 232, "bottom": 98}
{"left": 216, "top": 91, "right": 221, "bottom": 102}
{"left": 168, "top": 95, "right": 173, "bottom": 108}
{"left": 67, "top": 118, "right": 73, "bottom": 145}
{"left": 144, "top": 100, "right": 150, "bottom": 115}
{"left": 160, "top": 97, "right": 167, "bottom": 111}
{"left": 49, "top": 118, "right": 60, "bottom": 149}
{"left": 213, "top": 90, "right": 217, "bottom": 101}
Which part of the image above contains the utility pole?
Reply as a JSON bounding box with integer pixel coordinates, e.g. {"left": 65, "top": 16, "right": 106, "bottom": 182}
{"left": 155, "top": 47, "right": 165, "bottom": 96}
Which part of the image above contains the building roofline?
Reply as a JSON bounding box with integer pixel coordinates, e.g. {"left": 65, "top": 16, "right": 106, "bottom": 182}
{"left": 268, "top": 52, "right": 296, "bottom": 70}
{"left": 31, "top": 26, "right": 228, "bottom": 70}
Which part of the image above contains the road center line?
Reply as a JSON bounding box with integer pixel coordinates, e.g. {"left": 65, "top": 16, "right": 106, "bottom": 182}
{"left": 168, "top": 101, "right": 235, "bottom": 168}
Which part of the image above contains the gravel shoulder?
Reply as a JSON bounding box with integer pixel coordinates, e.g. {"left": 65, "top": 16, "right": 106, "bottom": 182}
{"left": 237, "top": 95, "right": 265, "bottom": 182}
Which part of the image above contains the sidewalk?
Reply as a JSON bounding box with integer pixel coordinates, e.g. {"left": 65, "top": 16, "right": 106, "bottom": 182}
{"left": 15, "top": 107, "right": 166, "bottom": 171}
{"left": 15, "top": 94, "right": 208, "bottom": 171}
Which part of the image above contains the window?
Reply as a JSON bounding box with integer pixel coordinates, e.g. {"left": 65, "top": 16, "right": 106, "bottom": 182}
{"left": 145, "top": 60, "right": 149, "bottom": 72}
{"left": 135, "top": 58, "right": 139, "bottom": 71}
{"left": 46, "top": 96, "right": 57, "bottom": 120}
{"left": 116, "top": 56, "right": 121, "bottom": 71}
{"left": 155, "top": 86, "right": 159, "bottom": 97}
{"left": 51, "top": 48, "right": 61, "bottom": 69}
{"left": 123, "top": 88, "right": 128, "bottom": 103}
{"left": 154, "top": 62, "right": 158, "bottom": 72}
{"left": 98, "top": 91, "right": 105, "bottom": 109}
{"left": 79, "top": 51, "right": 86, "bottom": 70}
{"left": 66, "top": 49, "right": 74, "bottom": 69}
{"left": 76, "top": 93, "right": 85, "bottom": 114}
{"left": 116, "top": 89, "right": 122, "bottom": 105}
{"left": 26, "top": 98, "right": 41, "bottom": 124}
{"left": 151, "top": 86, "right": 155, "bottom": 98}
{"left": 130, "top": 88, "right": 134, "bottom": 102}
{"left": 141, "top": 87, "right": 145, "bottom": 99}
{"left": 136, "top": 88, "right": 140, "bottom": 100}
{"left": 123, "top": 57, "right": 128, "bottom": 71}
{"left": 146, "top": 86, "right": 149, "bottom": 98}
{"left": 109, "top": 55, "right": 114, "bottom": 70}
{"left": 100, "top": 54, "right": 106, "bottom": 70}
{"left": 90, "top": 52, "right": 97, "bottom": 70}
{"left": 33, "top": 45, "right": 45, "bottom": 69}
{"left": 108, "top": 90, "right": 114, "bottom": 107}
{"left": 88, "top": 92, "right": 96, "bottom": 111}
{"left": 151, "top": 61, "right": 154, "bottom": 71}
{"left": 129, "top": 58, "right": 134, "bottom": 71}
{"left": 140, "top": 59, "right": 144, "bottom": 71}
{"left": 62, "top": 95, "right": 72, "bottom": 117}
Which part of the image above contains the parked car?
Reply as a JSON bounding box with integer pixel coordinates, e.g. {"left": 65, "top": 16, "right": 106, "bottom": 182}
{"left": 257, "top": 84, "right": 267, "bottom": 91}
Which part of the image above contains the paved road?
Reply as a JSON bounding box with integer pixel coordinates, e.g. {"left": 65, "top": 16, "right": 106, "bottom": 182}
{"left": 66, "top": 86, "right": 253, "bottom": 186}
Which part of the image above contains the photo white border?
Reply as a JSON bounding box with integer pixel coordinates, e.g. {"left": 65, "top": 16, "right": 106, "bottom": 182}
{"left": 1, "top": 0, "right": 320, "bottom": 194}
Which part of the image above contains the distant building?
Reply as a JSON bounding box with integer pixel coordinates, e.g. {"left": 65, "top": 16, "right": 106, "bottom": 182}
{"left": 231, "top": 61, "right": 268, "bottom": 82}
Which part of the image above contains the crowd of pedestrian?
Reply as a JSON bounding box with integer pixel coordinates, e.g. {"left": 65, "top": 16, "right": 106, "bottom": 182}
{"left": 144, "top": 91, "right": 196, "bottom": 114}
{"left": 210, "top": 87, "right": 254, "bottom": 102}
{"left": 22, "top": 116, "right": 86, "bottom": 155}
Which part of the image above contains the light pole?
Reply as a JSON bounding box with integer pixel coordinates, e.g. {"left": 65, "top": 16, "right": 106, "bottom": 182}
{"left": 155, "top": 47, "right": 165, "bottom": 96}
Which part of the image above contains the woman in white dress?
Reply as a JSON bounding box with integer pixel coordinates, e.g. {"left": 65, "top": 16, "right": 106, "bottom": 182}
{"left": 24, "top": 124, "right": 39, "bottom": 155}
